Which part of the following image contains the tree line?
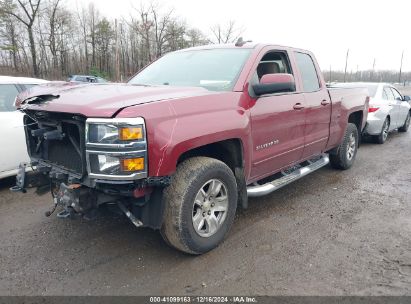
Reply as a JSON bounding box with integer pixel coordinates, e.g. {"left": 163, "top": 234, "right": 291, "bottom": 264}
{"left": 0, "top": 0, "right": 409, "bottom": 84}
{"left": 0, "top": 0, "right": 244, "bottom": 81}
{"left": 324, "top": 69, "right": 411, "bottom": 85}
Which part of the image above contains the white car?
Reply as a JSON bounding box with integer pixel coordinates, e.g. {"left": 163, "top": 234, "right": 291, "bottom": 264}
{"left": 332, "top": 82, "right": 411, "bottom": 144}
{"left": 0, "top": 76, "right": 48, "bottom": 178}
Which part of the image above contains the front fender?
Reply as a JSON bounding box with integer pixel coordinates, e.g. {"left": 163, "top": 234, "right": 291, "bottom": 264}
{"left": 116, "top": 93, "right": 252, "bottom": 178}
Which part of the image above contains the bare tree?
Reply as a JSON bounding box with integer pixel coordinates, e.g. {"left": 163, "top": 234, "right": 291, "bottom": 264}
{"left": 186, "top": 28, "right": 207, "bottom": 47}
{"left": 87, "top": 3, "right": 100, "bottom": 68}
{"left": 95, "top": 17, "right": 114, "bottom": 72}
{"left": 77, "top": 4, "right": 89, "bottom": 71}
{"left": 45, "top": 0, "right": 60, "bottom": 74}
{"left": 132, "top": 3, "right": 154, "bottom": 65}
{"left": 150, "top": 2, "right": 173, "bottom": 58}
{"left": 0, "top": 10, "right": 20, "bottom": 70}
{"left": 0, "top": 0, "right": 232, "bottom": 81}
{"left": 210, "top": 20, "right": 244, "bottom": 44}
{"left": 0, "top": 0, "right": 42, "bottom": 76}
{"left": 165, "top": 19, "right": 187, "bottom": 51}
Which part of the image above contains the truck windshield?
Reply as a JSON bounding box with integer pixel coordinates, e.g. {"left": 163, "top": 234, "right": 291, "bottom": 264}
{"left": 128, "top": 49, "right": 251, "bottom": 91}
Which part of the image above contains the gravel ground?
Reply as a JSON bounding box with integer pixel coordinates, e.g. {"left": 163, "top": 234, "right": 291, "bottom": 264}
{"left": 0, "top": 130, "right": 410, "bottom": 296}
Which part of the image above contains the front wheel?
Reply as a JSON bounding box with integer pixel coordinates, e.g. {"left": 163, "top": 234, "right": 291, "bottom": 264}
{"left": 161, "top": 157, "right": 238, "bottom": 254}
{"left": 399, "top": 112, "right": 410, "bottom": 132}
{"left": 330, "top": 123, "right": 359, "bottom": 170}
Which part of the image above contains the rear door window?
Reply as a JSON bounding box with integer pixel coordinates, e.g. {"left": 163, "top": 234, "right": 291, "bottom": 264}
{"left": 294, "top": 52, "right": 320, "bottom": 92}
{"left": 390, "top": 87, "right": 402, "bottom": 101}
{"left": 384, "top": 87, "right": 395, "bottom": 100}
{"left": 0, "top": 84, "right": 19, "bottom": 112}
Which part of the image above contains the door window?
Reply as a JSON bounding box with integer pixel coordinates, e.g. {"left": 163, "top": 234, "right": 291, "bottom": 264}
{"left": 384, "top": 87, "right": 395, "bottom": 100}
{"left": 0, "top": 84, "right": 19, "bottom": 112}
{"left": 294, "top": 52, "right": 320, "bottom": 92}
{"left": 75, "top": 76, "right": 88, "bottom": 82}
{"left": 253, "top": 52, "right": 293, "bottom": 83}
{"left": 390, "top": 87, "right": 402, "bottom": 101}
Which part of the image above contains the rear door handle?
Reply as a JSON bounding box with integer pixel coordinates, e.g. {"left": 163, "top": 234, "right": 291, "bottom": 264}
{"left": 321, "top": 99, "right": 330, "bottom": 106}
{"left": 293, "top": 103, "right": 305, "bottom": 110}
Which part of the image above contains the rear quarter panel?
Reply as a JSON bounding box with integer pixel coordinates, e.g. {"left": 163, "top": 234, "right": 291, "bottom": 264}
{"left": 326, "top": 88, "right": 369, "bottom": 149}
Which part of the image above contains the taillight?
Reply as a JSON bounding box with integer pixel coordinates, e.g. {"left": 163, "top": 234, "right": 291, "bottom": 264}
{"left": 368, "top": 107, "right": 379, "bottom": 113}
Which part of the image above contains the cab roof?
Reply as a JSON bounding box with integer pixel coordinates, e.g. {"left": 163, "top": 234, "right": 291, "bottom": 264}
{"left": 175, "top": 42, "right": 312, "bottom": 56}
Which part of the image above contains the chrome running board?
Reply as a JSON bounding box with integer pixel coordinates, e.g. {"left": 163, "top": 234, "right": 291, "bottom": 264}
{"left": 247, "top": 154, "right": 330, "bottom": 197}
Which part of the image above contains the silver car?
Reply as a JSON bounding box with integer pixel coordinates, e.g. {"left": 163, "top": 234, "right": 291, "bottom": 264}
{"left": 333, "top": 82, "right": 411, "bottom": 144}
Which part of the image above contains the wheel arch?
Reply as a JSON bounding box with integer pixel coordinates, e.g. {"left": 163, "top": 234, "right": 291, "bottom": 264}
{"left": 348, "top": 110, "right": 363, "bottom": 135}
{"left": 385, "top": 115, "right": 391, "bottom": 130}
{"left": 177, "top": 138, "right": 244, "bottom": 172}
{"left": 177, "top": 138, "right": 248, "bottom": 209}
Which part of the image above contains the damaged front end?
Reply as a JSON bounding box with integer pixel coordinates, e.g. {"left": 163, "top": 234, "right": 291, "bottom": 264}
{"left": 13, "top": 110, "right": 169, "bottom": 229}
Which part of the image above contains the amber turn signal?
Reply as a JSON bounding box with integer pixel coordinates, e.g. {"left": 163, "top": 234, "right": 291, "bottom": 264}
{"left": 121, "top": 158, "right": 145, "bottom": 172}
{"left": 119, "top": 127, "right": 143, "bottom": 140}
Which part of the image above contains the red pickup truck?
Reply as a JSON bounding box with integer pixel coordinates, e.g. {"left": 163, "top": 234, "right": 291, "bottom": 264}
{"left": 15, "top": 43, "right": 369, "bottom": 254}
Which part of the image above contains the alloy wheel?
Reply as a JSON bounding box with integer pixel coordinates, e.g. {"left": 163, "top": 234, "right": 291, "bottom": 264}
{"left": 405, "top": 114, "right": 410, "bottom": 129}
{"left": 192, "top": 179, "right": 229, "bottom": 238}
{"left": 346, "top": 133, "right": 356, "bottom": 161}
{"left": 382, "top": 121, "right": 389, "bottom": 141}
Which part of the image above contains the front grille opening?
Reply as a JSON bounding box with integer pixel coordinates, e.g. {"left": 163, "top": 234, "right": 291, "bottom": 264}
{"left": 48, "top": 131, "right": 82, "bottom": 173}
{"left": 24, "top": 112, "right": 87, "bottom": 176}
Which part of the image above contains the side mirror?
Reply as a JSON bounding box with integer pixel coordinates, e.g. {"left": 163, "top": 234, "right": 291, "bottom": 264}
{"left": 252, "top": 73, "right": 296, "bottom": 96}
{"left": 403, "top": 95, "right": 410, "bottom": 102}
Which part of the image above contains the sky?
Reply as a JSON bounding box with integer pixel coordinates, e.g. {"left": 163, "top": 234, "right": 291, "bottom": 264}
{"left": 71, "top": 0, "right": 411, "bottom": 72}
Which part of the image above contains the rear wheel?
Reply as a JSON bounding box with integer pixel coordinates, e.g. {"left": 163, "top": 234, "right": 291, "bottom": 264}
{"left": 399, "top": 112, "right": 410, "bottom": 132}
{"left": 375, "top": 117, "right": 389, "bottom": 144}
{"left": 330, "top": 123, "right": 359, "bottom": 170}
{"left": 160, "top": 157, "right": 237, "bottom": 254}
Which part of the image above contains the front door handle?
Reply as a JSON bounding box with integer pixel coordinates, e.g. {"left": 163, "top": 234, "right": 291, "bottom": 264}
{"left": 321, "top": 99, "right": 330, "bottom": 106}
{"left": 293, "top": 103, "right": 305, "bottom": 110}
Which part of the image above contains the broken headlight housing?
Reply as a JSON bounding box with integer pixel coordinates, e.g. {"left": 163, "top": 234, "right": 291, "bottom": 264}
{"left": 85, "top": 118, "right": 148, "bottom": 181}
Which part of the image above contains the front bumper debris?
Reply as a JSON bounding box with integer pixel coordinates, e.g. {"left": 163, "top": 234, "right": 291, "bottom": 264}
{"left": 10, "top": 163, "right": 28, "bottom": 193}
{"left": 10, "top": 162, "right": 50, "bottom": 194}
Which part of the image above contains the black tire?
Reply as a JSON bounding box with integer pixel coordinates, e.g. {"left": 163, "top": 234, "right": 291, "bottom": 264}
{"left": 375, "top": 117, "right": 390, "bottom": 144}
{"left": 330, "top": 123, "right": 359, "bottom": 170}
{"left": 160, "top": 157, "right": 237, "bottom": 255}
{"left": 399, "top": 111, "right": 410, "bottom": 132}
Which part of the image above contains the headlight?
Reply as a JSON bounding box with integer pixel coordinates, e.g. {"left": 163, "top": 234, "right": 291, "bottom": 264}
{"left": 85, "top": 118, "right": 148, "bottom": 181}
{"left": 98, "top": 155, "right": 120, "bottom": 174}
{"left": 95, "top": 124, "right": 118, "bottom": 144}
{"left": 97, "top": 154, "right": 146, "bottom": 172}
{"left": 88, "top": 124, "right": 144, "bottom": 145}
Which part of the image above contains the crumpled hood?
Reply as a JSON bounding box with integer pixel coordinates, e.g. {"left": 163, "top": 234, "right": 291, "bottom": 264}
{"left": 17, "top": 83, "right": 216, "bottom": 117}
